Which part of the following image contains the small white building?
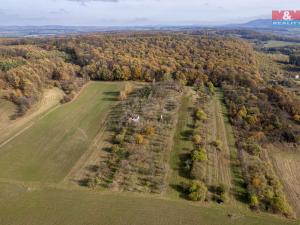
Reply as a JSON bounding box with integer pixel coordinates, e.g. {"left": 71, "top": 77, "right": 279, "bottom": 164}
{"left": 129, "top": 115, "right": 140, "bottom": 123}
{"left": 295, "top": 75, "right": 300, "bottom": 80}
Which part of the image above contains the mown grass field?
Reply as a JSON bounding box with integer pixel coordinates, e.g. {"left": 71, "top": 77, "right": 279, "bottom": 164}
{"left": 204, "top": 92, "right": 232, "bottom": 189}
{"left": 270, "top": 146, "right": 300, "bottom": 217}
{"left": 167, "top": 88, "right": 195, "bottom": 198}
{"left": 263, "top": 40, "right": 300, "bottom": 48}
{"left": 0, "top": 82, "right": 123, "bottom": 182}
{"left": 0, "top": 182, "right": 298, "bottom": 225}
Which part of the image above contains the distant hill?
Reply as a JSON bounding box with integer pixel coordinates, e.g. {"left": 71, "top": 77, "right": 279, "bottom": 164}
{"left": 224, "top": 19, "right": 273, "bottom": 28}
{"left": 241, "top": 19, "right": 273, "bottom": 28}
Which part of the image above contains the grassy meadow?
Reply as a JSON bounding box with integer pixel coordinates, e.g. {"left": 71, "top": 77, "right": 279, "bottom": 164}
{"left": 0, "top": 182, "right": 298, "bottom": 225}
{"left": 263, "top": 40, "right": 300, "bottom": 48}
{"left": 0, "top": 82, "right": 123, "bottom": 182}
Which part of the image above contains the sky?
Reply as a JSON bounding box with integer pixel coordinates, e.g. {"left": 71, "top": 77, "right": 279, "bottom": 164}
{"left": 0, "top": 0, "right": 299, "bottom": 26}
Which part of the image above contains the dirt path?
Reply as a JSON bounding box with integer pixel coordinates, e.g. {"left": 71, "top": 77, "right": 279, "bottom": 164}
{"left": 205, "top": 94, "right": 232, "bottom": 188}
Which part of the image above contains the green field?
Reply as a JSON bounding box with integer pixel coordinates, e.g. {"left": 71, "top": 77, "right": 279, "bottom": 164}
{"left": 0, "top": 82, "right": 123, "bottom": 182}
{"left": 168, "top": 88, "right": 195, "bottom": 198}
{"left": 264, "top": 40, "right": 300, "bottom": 48}
{"left": 0, "top": 182, "right": 298, "bottom": 225}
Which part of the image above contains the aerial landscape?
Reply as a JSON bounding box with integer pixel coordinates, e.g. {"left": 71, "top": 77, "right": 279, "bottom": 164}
{"left": 0, "top": 1, "right": 300, "bottom": 225}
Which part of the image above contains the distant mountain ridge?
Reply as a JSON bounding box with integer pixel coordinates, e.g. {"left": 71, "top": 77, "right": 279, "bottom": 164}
{"left": 224, "top": 19, "right": 273, "bottom": 28}
{"left": 0, "top": 19, "right": 297, "bottom": 37}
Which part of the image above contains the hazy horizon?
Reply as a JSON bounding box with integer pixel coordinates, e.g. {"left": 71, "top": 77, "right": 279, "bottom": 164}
{"left": 0, "top": 0, "right": 298, "bottom": 26}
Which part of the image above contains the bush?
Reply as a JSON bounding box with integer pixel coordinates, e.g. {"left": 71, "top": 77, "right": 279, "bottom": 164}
{"left": 242, "top": 139, "right": 262, "bottom": 156}
{"left": 187, "top": 180, "right": 208, "bottom": 201}
{"left": 249, "top": 194, "right": 259, "bottom": 210}
{"left": 114, "top": 134, "right": 125, "bottom": 144}
{"left": 144, "top": 125, "right": 155, "bottom": 136}
{"left": 207, "top": 82, "right": 215, "bottom": 95}
{"left": 87, "top": 176, "right": 101, "bottom": 189}
{"left": 190, "top": 161, "right": 206, "bottom": 180}
{"left": 270, "top": 195, "right": 292, "bottom": 216}
{"left": 216, "top": 183, "right": 226, "bottom": 195}
{"left": 111, "top": 145, "right": 127, "bottom": 157}
{"left": 135, "top": 134, "right": 145, "bottom": 144}
{"left": 195, "top": 108, "right": 207, "bottom": 121}
{"left": 211, "top": 140, "right": 222, "bottom": 150}
{"left": 293, "top": 114, "right": 300, "bottom": 123}
{"left": 211, "top": 184, "right": 228, "bottom": 203}
{"left": 192, "top": 148, "right": 208, "bottom": 162}
{"left": 192, "top": 134, "right": 202, "bottom": 145}
{"left": 60, "top": 93, "right": 75, "bottom": 103}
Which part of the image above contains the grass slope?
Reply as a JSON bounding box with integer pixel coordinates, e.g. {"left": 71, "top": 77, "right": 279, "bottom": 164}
{"left": 168, "top": 88, "right": 195, "bottom": 198}
{"left": 0, "top": 182, "right": 298, "bottom": 225}
{"left": 0, "top": 82, "right": 123, "bottom": 182}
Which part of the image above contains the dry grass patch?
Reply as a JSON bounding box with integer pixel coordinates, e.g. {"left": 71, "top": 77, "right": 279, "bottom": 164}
{"left": 269, "top": 144, "right": 300, "bottom": 217}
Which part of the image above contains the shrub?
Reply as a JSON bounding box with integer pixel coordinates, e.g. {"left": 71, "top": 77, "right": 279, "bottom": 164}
{"left": 60, "top": 93, "right": 75, "bottom": 103}
{"left": 192, "top": 134, "right": 202, "bottom": 145}
{"left": 207, "top": 82, "right": 215, "bottom": 95}
{"left": 270, "top": 195, "right": 292, "bottom": 216}
{"left": 87, "top": 176, "right": 101, "bottom": 189}
{"left": 114, "top": 134, "right": 125, "bottom": 144}
{"left": 184, "top": 159, "right": 192, "bottom": 171}
{"left": 135, "top": 134, "right": 144, "bottom": 144}
{"left": 211, "top": 140, "right": 222, "bottom": 150}
{"left": 144, "top": 125, "right": 155, "bottom": 136}
{"left": 249, "top": 194, "right": 259, "bottom": 210}
{"left": 192, "top": 148, "right": 208, "bottom": 162}
{"left": 195, "top": 108, "right": 207, "bottom": 121}
{"left": 190, "top": 162, "right": 206, "bottom": 180}
{"left": 111, "top": 145, "right": 126, "bottom": 157}
{"left": 293, "top": 114, "right": 300, "bottom": 123}
{"left": 242, "top": 139, "right": 262, "bottom": 156}
{"left": 216, "top": 183, "right": 226, "bottom": 195}
{"left": 211, "top": 184, "right": 228, "bottom": 203}
{"left": 187, "top": 180, "right": 208, "bottom": 201}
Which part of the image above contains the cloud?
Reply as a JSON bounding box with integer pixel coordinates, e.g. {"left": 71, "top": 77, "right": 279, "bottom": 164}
{"left": 49, "top": 8, "right": 69, "bottom": 14}
{"left": 66, "top": 0, "right": 118, "bottom": 6}
{"left": 67, "top": 0, "right": 118, "bottom": 3}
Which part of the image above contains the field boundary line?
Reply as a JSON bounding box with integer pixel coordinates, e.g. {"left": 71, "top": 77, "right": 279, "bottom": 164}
{"left": 0, "top": 83, "right": 91, "bottom": 150}
{"left": 62, "top": 119, "right": 108, "bottom": 183}
{"left": 0, "top": 104, "right": 61, "bottom": 149}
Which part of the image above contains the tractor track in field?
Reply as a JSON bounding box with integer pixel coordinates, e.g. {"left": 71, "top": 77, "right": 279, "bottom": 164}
{"left": 0, "top": 84, "right": 90, "bottom": 150}
{"left": 62, "top": 119, "right": 111, "bottom": 184}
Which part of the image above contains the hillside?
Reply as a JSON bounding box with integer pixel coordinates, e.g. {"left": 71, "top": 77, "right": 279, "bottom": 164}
{"left": 0, "top": 33, "right": 299, "bottom": 224}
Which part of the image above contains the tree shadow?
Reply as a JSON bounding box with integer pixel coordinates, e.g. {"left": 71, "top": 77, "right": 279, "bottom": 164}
{"left": 85, "top": 164, "right": 99, "bottom": 173}
{"left": 102, "top": 91, "right": 119, "bottom": 101}
{"left": 169, "top": 184, "right": 189, "bottom": 200}
{"left": 180, "top": 129, "right": 193, "bottom": 141}
{"left": 177, "top": 152, "right": 191, "bottom": 179}
{"left": 78, "top": 178, "right": 89, "bottom": 187}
